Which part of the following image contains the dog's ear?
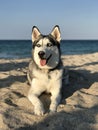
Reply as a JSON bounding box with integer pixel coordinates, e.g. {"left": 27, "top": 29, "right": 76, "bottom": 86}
{"left": 51, "top": 25, "right": 61, "bottom": 42}
{"left": 32, "top": 26, "right": 41, "bottom": 42}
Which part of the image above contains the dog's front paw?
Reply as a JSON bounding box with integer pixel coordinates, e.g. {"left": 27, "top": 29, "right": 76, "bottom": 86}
{"left": 34, "top": 106, "right": 45, "bottom": 116}
{"left": 49, "top": 104, "right": 57, "bottom": 113}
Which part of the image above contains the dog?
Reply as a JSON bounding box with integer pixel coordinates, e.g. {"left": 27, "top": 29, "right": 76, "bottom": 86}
{"left": 27, "top": 25, "right": 64, "bottom": 115}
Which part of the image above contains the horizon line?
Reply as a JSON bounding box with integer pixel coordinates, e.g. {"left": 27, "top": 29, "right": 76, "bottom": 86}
{"left": 0, "top": 39, "right": 98, "bottom": 41}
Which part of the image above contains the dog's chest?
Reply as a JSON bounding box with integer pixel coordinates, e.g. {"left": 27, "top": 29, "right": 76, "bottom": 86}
{"left": 32, "top": 69, "right": 63, "bottom": 92}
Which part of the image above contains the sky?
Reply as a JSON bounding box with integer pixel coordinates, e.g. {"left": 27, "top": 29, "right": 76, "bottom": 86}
{"left": 0, "top": 0, "right": 98, "bottom": 40}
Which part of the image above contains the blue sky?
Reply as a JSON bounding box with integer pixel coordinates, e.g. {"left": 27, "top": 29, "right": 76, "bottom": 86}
{"left": 0, "top": 0, "right": 98, "bottom": 40}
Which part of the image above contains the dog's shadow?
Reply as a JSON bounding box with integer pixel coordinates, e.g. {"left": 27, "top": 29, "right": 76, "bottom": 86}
{"left": 62, "top": 69, "right": 90, "bottom": 100}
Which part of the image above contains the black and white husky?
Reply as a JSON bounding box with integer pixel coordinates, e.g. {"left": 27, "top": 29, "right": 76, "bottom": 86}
{"left": 27, "top": 25, "right": 64, "bottom": 115}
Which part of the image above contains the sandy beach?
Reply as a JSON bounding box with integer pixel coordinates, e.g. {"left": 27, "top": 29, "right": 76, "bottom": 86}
{"left": 0, "top": 53, "right": 98, "bottom": 130}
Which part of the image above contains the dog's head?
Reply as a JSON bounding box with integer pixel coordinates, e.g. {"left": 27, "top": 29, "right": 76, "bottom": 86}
{"left": 32, "top": 25, "right": 61, "bottom": 69}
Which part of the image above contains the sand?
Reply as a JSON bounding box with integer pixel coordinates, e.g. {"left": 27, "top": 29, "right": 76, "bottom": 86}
{"left": 0, "top": 53, "right": 98, "bottom": 130}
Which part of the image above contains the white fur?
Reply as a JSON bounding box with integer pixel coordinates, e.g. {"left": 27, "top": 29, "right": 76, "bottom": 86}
{"left": 28, "top": 68, "right": 63, "bottom": 115}
{"left": 32, "top": 27, "right": 41, "bottom": 42}
{"left": 28, "top": 25, "right": 63, "bottom": 115}
{"left": 33, "top": 38, "right": 60, "bottom": 69}
{"left": 51, "top": 26, "right": 61, "bottom": 42}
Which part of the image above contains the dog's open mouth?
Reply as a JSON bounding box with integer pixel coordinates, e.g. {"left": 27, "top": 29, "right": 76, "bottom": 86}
{"left": 40, "top": 54, "right": 52, "bottom": 66}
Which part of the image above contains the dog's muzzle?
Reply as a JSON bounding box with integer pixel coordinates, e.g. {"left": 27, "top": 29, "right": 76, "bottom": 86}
{"left": 38, "top": 51, "right": 45, "bottom": 59}
{"left": 38, "top": 51, "right": 52, "bottom": 66}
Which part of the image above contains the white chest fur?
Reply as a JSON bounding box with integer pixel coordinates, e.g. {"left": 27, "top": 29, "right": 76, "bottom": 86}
{"left": 31, "top": 69, "right": 63, "bottom": 94}
{"left": 28, "top": 68, "right": 63, "bottom": 115}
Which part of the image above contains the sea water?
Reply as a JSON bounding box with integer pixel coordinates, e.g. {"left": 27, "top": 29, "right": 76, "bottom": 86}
{"left": 0, "top": 40, "right": 98, "bottom": 59}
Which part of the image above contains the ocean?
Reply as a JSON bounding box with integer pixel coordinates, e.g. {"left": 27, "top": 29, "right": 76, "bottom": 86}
{"left": 0, "top": 40, "right": 98, "bottom": 59}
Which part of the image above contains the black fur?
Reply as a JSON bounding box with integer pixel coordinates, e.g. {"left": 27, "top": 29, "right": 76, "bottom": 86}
{"left": 32, "top": 34, "right": 60, "bottom": 49}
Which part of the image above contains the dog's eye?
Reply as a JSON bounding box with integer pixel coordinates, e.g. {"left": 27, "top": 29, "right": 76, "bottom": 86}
{"left": 36, "top": 44, "right": 41, "bottom": 47}
{"left": 47, "top": 43, "right": 53, "bottom": 47}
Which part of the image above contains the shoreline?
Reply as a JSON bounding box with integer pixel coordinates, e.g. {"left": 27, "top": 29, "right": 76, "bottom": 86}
{"left": 0, "top": 52, "right": 98, "bottom": 130}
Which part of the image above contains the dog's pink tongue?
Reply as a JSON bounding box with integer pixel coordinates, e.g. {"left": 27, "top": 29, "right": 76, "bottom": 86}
{"left": 40, "top": 59, "right": 46, "bottom": 66}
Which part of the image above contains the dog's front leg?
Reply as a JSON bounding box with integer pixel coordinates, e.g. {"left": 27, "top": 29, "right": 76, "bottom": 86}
{"left": 50, "top": 91, "right": 61, "bottom": 113}
{"left": 49, "top": 81, "right": 62, "bottom": 112}
{"left": 28, "top": 80, "right": 45, "bottom": 115}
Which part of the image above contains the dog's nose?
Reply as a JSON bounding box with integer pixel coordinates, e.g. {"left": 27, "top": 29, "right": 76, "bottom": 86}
{"left": 38, "top": 51, "right": 45, "bottom": 59}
